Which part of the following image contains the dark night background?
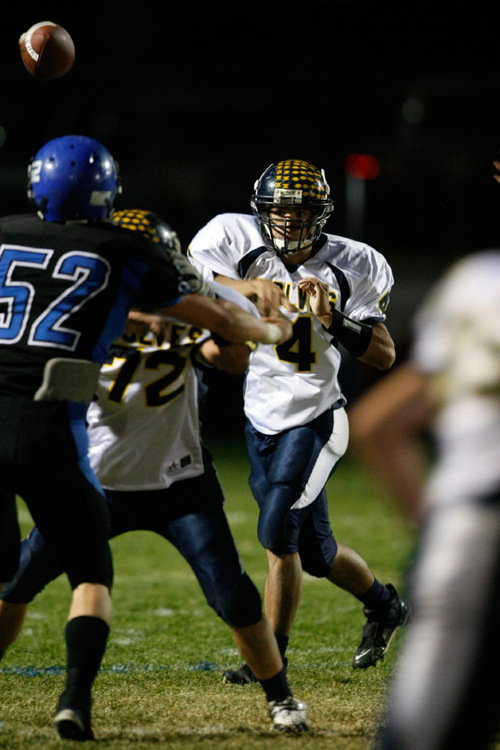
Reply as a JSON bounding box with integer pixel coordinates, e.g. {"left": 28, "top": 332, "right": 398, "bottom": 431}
{"left": 1, "top": 1, "right": 499, "bottom": 433}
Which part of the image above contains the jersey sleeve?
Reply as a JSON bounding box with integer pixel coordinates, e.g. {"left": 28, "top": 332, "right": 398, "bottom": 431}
{"left": 187, "top": 215, "right": 243, "bottom": 281}
{"left": 210, "top": 280, "right": 260, "bottom": 317}
{"left": 343, "top": 245, "right": 394, "bottom": 323}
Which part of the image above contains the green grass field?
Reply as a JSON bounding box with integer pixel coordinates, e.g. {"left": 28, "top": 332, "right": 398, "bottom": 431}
{"left": 0, "top": 438, "right": 417, "bottom": 749}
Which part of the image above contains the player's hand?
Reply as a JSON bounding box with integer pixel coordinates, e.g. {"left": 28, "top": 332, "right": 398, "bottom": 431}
{"left": 125, "top": 309, "right": 170, "bottom": 337}
{"left": 247, "top": 278, "right": 298, "bottom": 316}
{"left": 297, "top": 277, "right": 331, "bottom": 319}
{"left": 260, "top": 315, "right": 293, "bottom": 344}
{"left": 494, "top": 159, "right": 500, "bottom": 184}
{"left": 201, "top": 339, "right": 251, "bottom": 374}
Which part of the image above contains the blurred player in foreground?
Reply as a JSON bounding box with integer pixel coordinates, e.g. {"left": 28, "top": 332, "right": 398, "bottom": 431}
{"left": 188, "top": 158, "right": 411, "bottom": 684}
{"left": 0, "top": 137, "right": 293, "bottom": 741}
{"left": 349, "top": 248, "right": 500, "bottom": 749}
{"left": 0, "top": 210, "right": 308, "bottom": 734}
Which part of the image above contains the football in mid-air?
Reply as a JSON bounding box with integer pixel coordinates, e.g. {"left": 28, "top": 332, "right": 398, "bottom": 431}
{"left": 19, "top": 21, "right": 75, "bottom": 81}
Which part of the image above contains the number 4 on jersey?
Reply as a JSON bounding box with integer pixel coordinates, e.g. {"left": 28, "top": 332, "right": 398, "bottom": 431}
{"left": 275, "top": 316, "right": 316, "bottom": 372}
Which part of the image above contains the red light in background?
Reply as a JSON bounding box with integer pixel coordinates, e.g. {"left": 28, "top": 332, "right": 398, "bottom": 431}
{"left": 345, "top": 153, "right": 380, "bottom": 180}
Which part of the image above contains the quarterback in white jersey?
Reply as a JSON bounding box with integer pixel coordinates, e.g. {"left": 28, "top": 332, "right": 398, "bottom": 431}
{"left": 370, "top": 250, "right": 500, "bottom": 750}
{"left": 188, "top": 160, "right": 411, "bottom": 684}
{"left": 189, "top": 212, "right": 393, "bottom": 434}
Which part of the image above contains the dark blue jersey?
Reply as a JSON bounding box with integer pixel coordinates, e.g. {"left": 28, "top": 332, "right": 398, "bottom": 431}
{"left": 0, "top": 214, "right": 191, "bottom": 397}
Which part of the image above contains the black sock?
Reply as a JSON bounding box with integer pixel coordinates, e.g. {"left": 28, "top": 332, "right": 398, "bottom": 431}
{"left": 60, "top": 616, "right": 109, "bottom": 707}
{"left": 259, "top": 665, "right": 292, "bottom": 703}
{"left": 358, "top": 579, "right": 390, "bottom": 609}
{"left": 275, "top": 633, "right": 289, "bottom": 661}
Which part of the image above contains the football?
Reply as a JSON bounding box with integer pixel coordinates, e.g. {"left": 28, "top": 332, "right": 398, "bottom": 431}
{"left": 19, "top": 21, "right": 75, "bottom": 81}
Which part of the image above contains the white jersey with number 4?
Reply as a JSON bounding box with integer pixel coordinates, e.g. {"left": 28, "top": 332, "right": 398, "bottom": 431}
{"left": 188, "top": 213, "right": 394, "bottom": 434}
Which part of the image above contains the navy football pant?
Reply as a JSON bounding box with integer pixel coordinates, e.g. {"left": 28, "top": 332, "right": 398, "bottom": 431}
{"left": 1, "top": 447, "right": 262, "bottom": 629}
{"left": 245, "top": 405, "right": 349, "bottom": 577}
{"left": 0, "top": 395, "right": 112, "bottom": 589}
{"left": 0, "top": 490, "right": 20, "bottom": 582}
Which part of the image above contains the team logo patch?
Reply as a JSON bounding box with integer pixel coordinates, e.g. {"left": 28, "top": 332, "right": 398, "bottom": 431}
{"left": 273, "top": 188, "right": 303, "bottom": 203}
{"left": 166, "top": 455, "right": 192, "bottom": 473}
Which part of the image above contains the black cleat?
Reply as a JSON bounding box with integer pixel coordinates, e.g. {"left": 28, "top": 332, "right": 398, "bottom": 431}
{"left": 223, "top": 657, "right": 288, "bottom": 685}
{"left": 353, "top": 583, "right": 411, "bottom": 669}
{"left": 55, "top": 694, "right": 94, "bottom": 741}
{"left": 223, "top": 662, "right": 258, "bottom": 684}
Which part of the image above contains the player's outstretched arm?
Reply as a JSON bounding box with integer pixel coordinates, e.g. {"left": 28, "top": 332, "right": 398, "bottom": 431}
{"left": 197, "top": 339, "right": 252, "bottom": 375}
{"left": 348, "top": 362, "right": 432, "bottom": 521}
{"left": 214, "top": 275, "right": 297, "bottom": 317}
{"left": 125, "top": 309, "right": 253, "bottom": 375}
{"left": 158, "top": 294, "right": 292, "bottom": 345}
{"left": 359, "top": 322, "right": 396, "bottom": 370}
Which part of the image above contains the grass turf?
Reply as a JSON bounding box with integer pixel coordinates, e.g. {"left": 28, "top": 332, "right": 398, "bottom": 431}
{"left": 0, "top": 438, "right": 417, "bottom": 749}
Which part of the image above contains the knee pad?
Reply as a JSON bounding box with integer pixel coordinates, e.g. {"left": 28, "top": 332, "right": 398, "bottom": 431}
{"left": 257, "top": 488, "right": 300, "bottom": 554}
{"left": 300, "top": 537, "right": 338, "bottom": 578}
{"left": 214, "top": 572, "right": 262, "bottom": 628}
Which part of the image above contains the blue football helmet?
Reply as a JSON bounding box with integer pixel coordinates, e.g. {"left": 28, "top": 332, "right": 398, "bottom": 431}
{"left": 27, "top": 135, "right": 121, "bottom": 221}
{"left": 251, "top": 159, "right": 334, "bottom": 256}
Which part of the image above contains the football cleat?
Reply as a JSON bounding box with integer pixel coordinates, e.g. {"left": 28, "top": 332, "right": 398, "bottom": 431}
{"left": 223, "top": 662, "right": 257, "bottom": 684}
{"left": 268, "top": 696, "right": 309, "bottom": 732}
{"left": 353, "top": 583, "right": 411, "bottom": 669}
{"left": 54, "top": 695, "right": 94, "bottom": 742}
{"left": 223, "top": 656, "right": 288, "bottom": 685}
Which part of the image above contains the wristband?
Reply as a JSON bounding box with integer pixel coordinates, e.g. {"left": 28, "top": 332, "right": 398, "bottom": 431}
{"left": 324, "top": 307, "right": 372, "bottom": 356}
